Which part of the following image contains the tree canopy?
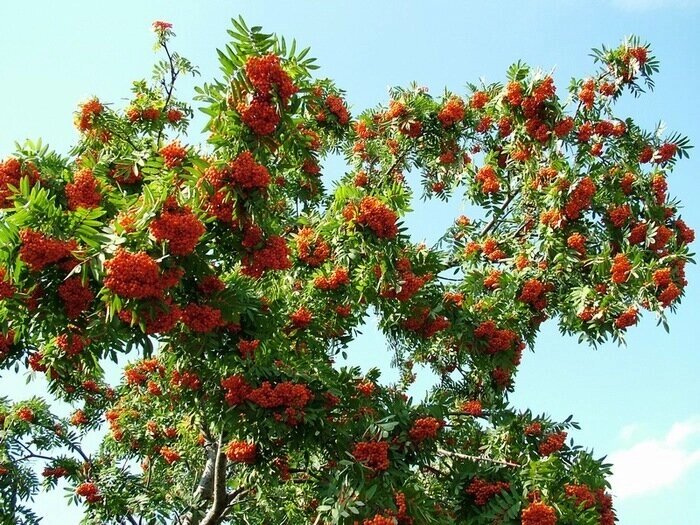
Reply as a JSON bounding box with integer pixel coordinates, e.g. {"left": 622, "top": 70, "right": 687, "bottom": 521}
{"left": 0, "top": 18, "right": 694, "bottom": 525}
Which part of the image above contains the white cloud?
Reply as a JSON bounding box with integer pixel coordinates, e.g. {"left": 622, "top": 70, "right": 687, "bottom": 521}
{"left": 611, "top": 0, "right": 699, "bottom": 11}
{"left": 609, "top": 417, "right": 700, "bottom": 498}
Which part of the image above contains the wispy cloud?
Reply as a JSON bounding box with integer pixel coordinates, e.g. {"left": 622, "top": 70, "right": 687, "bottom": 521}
{"left": 609, "top": 417, "right": 700, "bottom": 498}
{"left": 611, "top": 0, "right": 699, "bottom": 11}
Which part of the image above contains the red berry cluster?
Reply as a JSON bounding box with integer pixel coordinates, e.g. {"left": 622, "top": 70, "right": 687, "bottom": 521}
{"left": 75, "top": 98, "right": 103, "bottom": 132}
{"left": 242, "top": 235, "right": 292, "bottom": 278}
{"left": 171, "top": 369, "right": 202, "bottom": 390}
{"left": 124, "top": 358, "right": 165, "bottom": 386}
{"left": 465, "top": 477, "right": 510, "bottom": 506}
{"left": 229, "top": 151, "right": 271, "bottom": 190}
{"left": 296, "top": 227, "right": 331, "bottom": 267}
{"left": 564, "top": 483, "right": 596, "bottom": 509}
{"left": 352, "top": 440, "right": 390, "bottom": 471}
{"left": 343, "top": 196, "right": 399, "bottom": 239}
{"left": 248, "top": 381, "right": 313, "bottom": 410}
{"left": 324, "top": 94, "right": 350, "bottom": 125}
{"left": 159, "top": 141, "right": 188, "bottom": 169}
{"left": 225, "top": 440, "right": 257, "bottom": 463}
{"left": 521, "top": 501, "right": 557, "bottom": 525}
{"left": 518, "top": 279, "right": 551, "bottom": 311}
{"left": 314, "top": 266, "right": 350, "bottom": 290}
{"left": 0, "top": 330, "right": 15, "bottom": 360}
{"left": 237, "top": 339, "right": 260, "bottom": 360}
{"left": 614, "top": 307, "right": 639, "bottom": 329}
{"left": 538, "top": 431, "right": 567, "bottom": 456}
{"left": 149, "top": 204, "right": 205, "bottom": 256}
{"left": 0, "top": 157, "right": 40, "bottom": 208}
{"left": 0, "top": 268, "right": 16, "bottom": 300}
{"left": 238, "top": 97, "right": 280, "bottom": 135}
{"left": 402, "top": 307, "right": 450, "bottom": 339}
{"left": 438, "top": 97, "right": 465, "bottom": 127}
{"left": 564, "top": 177, "right": 596, "bottom": 220}
{"left": 56, "top": 332, "right": 89, "bottom": 356}
{"left": 42, "top": 466, "right": 69, "bottom": 478}
{"left": 245, "top": 54, "right": 297, "bottom": 104}
{"left": 18, "top": 229, "right": 77, "bottom": 272}
{"left": 290, "top": 306, "right": 313, "bottom": 328}
{"left": 180, "top": 303, "right": 225, "bottom": 333}
{"left": 610, "top": 253, "right": 632, "bottom": 284}
{"left": 104, "top": 250, "right": 181, "bottom": 299}
{"left": 66, "top": 169, "right": 101, "bottom": 210}
{"left": 474, "top": 321, "right": 519, "bottom": 354}
{"left": 475, "top": 165, "right": 500, "bottom": 194}
{"left": 76, "top": 482, "right": 101, "bottom": 503}
{"left": 221, "top": 374, "right": 252, "bottom": 406}
{"left": 58, "top": 277, "right": 94, "bottom": 319}
{"left": 408, "top": 417, "right": 443, "bottom": 443}
{"left": 382, "top": 257, "right": 432, "bottom": 302}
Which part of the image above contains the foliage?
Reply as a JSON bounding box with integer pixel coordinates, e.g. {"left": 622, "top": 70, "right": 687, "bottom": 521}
{"left": 0, "top": 17, "right": 694, "bottom": 525}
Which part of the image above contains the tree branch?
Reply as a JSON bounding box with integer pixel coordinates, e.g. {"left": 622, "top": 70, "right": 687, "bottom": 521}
{"left": 199, "top": 434, "right": 229, "bottom": 525}
{"left": 437, "top": 448, "right": 519, "bottom": 468}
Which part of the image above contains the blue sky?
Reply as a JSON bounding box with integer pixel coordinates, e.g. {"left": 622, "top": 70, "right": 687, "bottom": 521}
{"left": 1, "top": 1, "right": 699, "bottom": 523}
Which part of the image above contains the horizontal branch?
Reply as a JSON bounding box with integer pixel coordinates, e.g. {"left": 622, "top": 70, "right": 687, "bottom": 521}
{"left": 437, "top": 448, "right": 520, "bottom": 468}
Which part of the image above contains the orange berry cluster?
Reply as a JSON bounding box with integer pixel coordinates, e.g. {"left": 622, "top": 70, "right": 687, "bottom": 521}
{"left": 538, "top": 431, "right": 567, "bottom": 456}
{"left": 57, "top": 277, "right": 94, "bottom": 319}
{"left": 245, "top": 53, "right": 297, "bottom": 104}
{"left": 466, "top": 477, "right": 510, "bottom": 506}
{"left": 104, "top": 250, "right": 180, "bottom": 299}
{"left": 352, "top": 440, "right": 390, "bottom": 471}
{"left": 564, "top": 177, "right": 596, "bottom": 220}
{"left": 566, "top": 233, "right": 587, "bottom": 256}
{"left": 461, "top": 400, "right": 483, "bottom": 416}
{"left": 159, "top": 446, "right": 181, "bottom": 465}
{"left": 610, "top": 253, "right": 632, "bottom": 284}
{"left": 18, "top": 229, "right": 77, "bottom": 272}
{"left": 474, "top": 320, "right": 519, "bottom": 354}
{"left": 324, "top": 94, "right": 350, "bottom": 125}
{"left": 475, "top": 165, "right": 500, "bottom": 194}
{"left": 159, "top": 141, "right": 188, "bottom": 169}
{"left": 314, "top": 266, "right": 350, "bottom": 291}
{"left": 75, "top": 98, "right": 103, "bottom": 132}
{"left": 225, "top": 440, "right": 257, "bottom": 463}
{"left": 437, "top": 97, "right": 465, "bottom": 127}
{"left": 76, "top": 482, "right": 101, "bottom": 503}
{"left": 614, "top": 307, "right": 639, "bottom": 329}
{"left": 518, "top": 279, "right": 550, "bottom": 311}
{"left": 0, "top": 157, "right": 40, "bottom": 208}
{"left": 180, "top": 303, "right": 225, "bottom": 333}
{"left": 150, "top": 205, "right": 205, "bottom": 256}
{"left": 521, "top": 501, "right": 557, "bottom": 525}
{"left": 344, "top": 196, "right": 399, "bottom": 239}
{"left": 296, "top": 227, "right": 331, "bottom": 267}
{"left": 65, "top": 169, "right": 101, "bottom": 210}
{"left": 408, "top": 417, "right": 443, "bottom": 443}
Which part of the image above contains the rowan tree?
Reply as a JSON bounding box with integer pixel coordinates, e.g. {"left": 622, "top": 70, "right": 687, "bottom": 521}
{"left": 0, "top": 18, "right": 694, "bottom": 525}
